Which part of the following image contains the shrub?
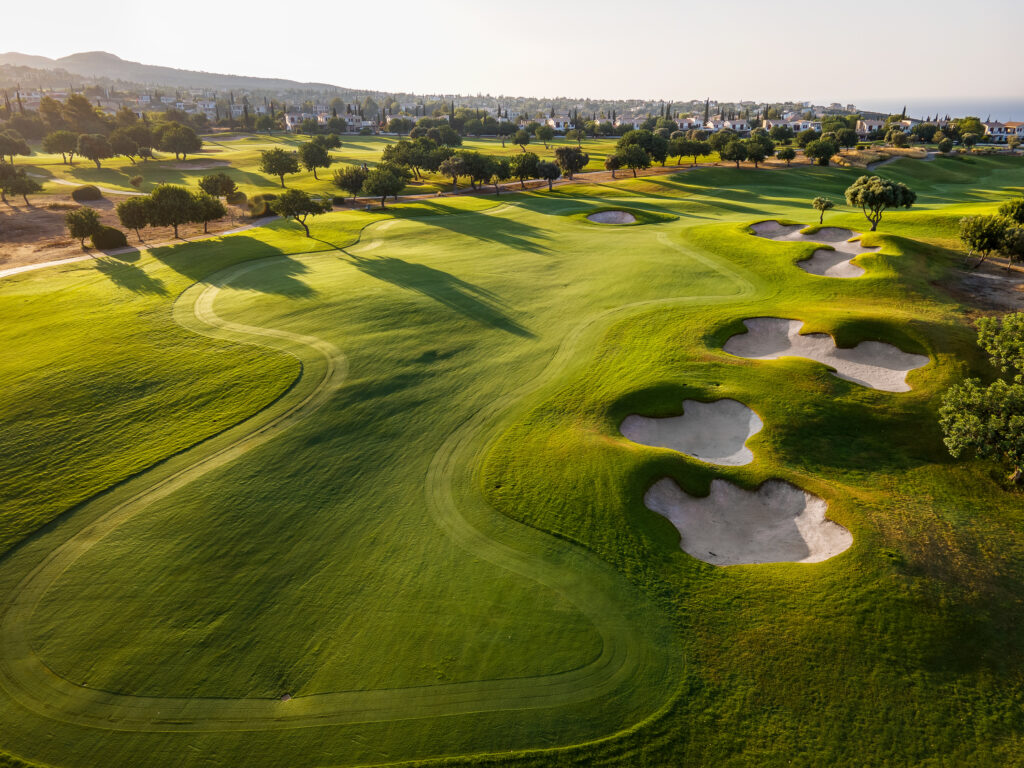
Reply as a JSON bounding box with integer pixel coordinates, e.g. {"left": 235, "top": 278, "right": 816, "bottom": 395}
{"left": 248, "top": 193, "right": 278, "bottom": 218}
{"left": 225, "top": 190, "right": 247, "bottom": 206}
{"left": 358, "top": 127, "right": 373, "bottom": 136}
{"left": 71, "top": 185, "right": 102, "bottom": 202}
{"left": 90, "top": 226, "right": 128, "bottom": 250}
{"left": 129, "top": 175, "right": 144, "bottom": 189}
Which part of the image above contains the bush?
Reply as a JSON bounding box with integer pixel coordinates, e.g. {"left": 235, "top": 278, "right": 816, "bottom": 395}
{"left": 129, "top": 175, "right": 143, "bottom": 189}
{"left": 225, "top": 190, "right": 247, "bottom": 205}
{"left": 71, "top": 185, "right": 102, "bottom": 202}
{"left": 332, "top": 195, "right": 348, "bottom": 205}
{"left": 248, "top": 193, "right": 278, "bottom": 218}
{"left": 358, "top": 127, "right": 373, "bottom": 136}
{"left": 90, "top": 225, "right": 128, "bottom": 250}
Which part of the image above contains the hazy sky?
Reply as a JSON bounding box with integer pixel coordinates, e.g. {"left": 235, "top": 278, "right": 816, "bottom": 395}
{"left": 4, "top": 0, "right": 1020, "bottom": 113}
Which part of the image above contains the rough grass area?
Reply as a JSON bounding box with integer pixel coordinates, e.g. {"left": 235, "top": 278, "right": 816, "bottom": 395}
{"left": 0, "top": 155, "right": 1021, "bottom": 768}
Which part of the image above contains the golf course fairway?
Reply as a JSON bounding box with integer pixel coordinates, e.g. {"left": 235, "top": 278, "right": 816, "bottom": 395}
{"left": 1, "top": 155, "right": 1022, "bottom": 767}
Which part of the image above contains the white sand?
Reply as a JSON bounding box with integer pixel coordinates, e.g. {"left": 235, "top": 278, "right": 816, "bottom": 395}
{"left": 620, "top": 399, "right": 763, "bottom": 466}
{"left": 588, "top": 210, "right": 636, "bottom": 224}
{"left": 750, "top": 219, "right": 879, "bottom": 278}
{"left": 645, "top": 477, "right": 852, "bottom": 565}
{"left": 724, "top": 317, "right": 928, "bottom": 392}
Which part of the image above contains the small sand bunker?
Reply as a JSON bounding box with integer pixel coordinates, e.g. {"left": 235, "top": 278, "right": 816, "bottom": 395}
{"left": 645, "top": 477, "right": 852, "bottom": 565}
{"left": 750, "top": 219, "right": 879, "bottom": 278}
{"left": 724, "top": 317, "right": 928, "bottom": 392}
{"left": 588, "top": 210, "right": 636, "bottom": 224}
{"left": 620, "top": 399, "right": 763, "bottom": 466}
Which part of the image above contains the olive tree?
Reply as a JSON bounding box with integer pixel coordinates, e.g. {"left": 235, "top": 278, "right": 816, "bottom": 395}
{"left": 270, "top": 189, "right": 330, "bottom": 235}
{"left": 77, "top": 134, "right": 113, "bottom": 169}
{"left": 298, "top": 141, "right": 332, "bottom": 180}
{"left": 940, "top": 313, "right": 1024, "bottom": 483}
{"left": 116, "top": 196, "right": 152, "bottom": 241}
{"left": 776, "top": 146, "right": 796, "bottom": 166}
{"left": 147, "top": 184, "right": 195, "bottom": 237}
{"left": 616, "top": 145, "right": 650, "bottom": 177}
{"left": 258, "top": 148, "right": 300, "bottom": 187}
{"left": 332, "top": 166, "right": 368, "bottom": 203}
{"left": 43, "top": 130, "right": 78, "bottom": 164}
{"left": 509, "top": 152, "right": 539, "bottom": 188}
{"left": 812, "top": 197, "right": 834, "bottom": 224}
{"left": 554, "top": 146, "right": 588, "bottom": 179}
{"left": 361, "top": 167, "right": 404, "bottom": 208}
{"left": 64, "top": 207, "right": 102, "bottom": 248}
{"left": 959, "top": 215, "right": 1009, "bottom": 267}
{"left": 604, "top": 154, "right": 621, "bottom": 178}
{"left": 844, "top": 175, "right": 916, "bottom": 231}
{"left": 536, "top": 160, "right": 561, "bottom": 190}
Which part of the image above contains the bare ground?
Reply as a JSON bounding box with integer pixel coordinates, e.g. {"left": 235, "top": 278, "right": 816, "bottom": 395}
{"left": 0, "top": 193, "right": 252, "bottom": 270}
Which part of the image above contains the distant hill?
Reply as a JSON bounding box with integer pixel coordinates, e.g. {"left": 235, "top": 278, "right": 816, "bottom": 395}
{"left": 0, "top": 50, "right": 343, "bottom": 92}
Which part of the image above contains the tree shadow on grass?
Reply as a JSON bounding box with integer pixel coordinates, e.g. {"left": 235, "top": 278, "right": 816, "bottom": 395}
{"left": 343, "top": 251, "right": 535, "bottom": 337}
{"left": 93, "top": 257, "right": 168, "bottom": 295}
{"left": 148, "top": 235, "right": 316, "bottom": 297}
{"left": 403, "top": 200, "right": 551, "bottom": 254}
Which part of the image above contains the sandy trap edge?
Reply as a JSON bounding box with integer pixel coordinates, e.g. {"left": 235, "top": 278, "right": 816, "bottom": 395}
{"left": 645, "top": 477, "right": 853, "bottom": 565}
{"left": 587, "top": 210, "right": 637, "bottom": 224}
{"left": 750, "top": 219, "right": 878, "bottom": 278}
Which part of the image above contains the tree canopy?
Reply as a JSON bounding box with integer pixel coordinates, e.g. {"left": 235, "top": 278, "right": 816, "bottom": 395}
{"left": 258, "top": 148, "right": 301, "bottom": 187}
{"left": 271, "top": 189, "right": 330, "bottom": 235}
{"left": 844, "top": 175, "right": 915, "bottom": 230}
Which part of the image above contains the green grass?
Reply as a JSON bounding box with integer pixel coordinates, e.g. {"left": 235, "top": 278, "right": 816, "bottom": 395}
{"left": 19, "top": 132, "right": 720, "bottom": 199}
{"left": 0, "top": 155, "right": 1022, "bottom": 767}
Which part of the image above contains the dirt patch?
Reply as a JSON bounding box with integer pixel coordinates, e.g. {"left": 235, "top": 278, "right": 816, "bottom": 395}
{"left": 0, "top": 193, "right": 250, "bottom": 272}
{"left": 752, "top": 219, "right": 877, "bottom": 278}
{"left": 724, "top": 317, "right": 928, "bottom": 392}
{"left": 940, "top": 259, "right": 1024, "bottom": 311}
{"left": 645, "top": 477, "right": 852, "bottom": 565}
{"left": 588, "top": 210, "right": 636, "bottom": 224}
{"left": 621, "top": 399, "right": 763, "bottom": 466}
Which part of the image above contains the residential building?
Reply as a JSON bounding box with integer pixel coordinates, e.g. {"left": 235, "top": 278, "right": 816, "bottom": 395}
{"left": 983, "top": 121, "right": 1008, "bottom": 143}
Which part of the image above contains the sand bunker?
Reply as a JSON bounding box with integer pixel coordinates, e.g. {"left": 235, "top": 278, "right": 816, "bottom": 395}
{"left": 620, "top": 399, "right": 763, "bottom": 465}
{"left": 645, "top": 477, "right": 852, "bottom": 565}
{"left": 750, "top": 219, "right": 879, "bottom": 278}
{"left": 723, "top": 317, "right": 928, "bottom": 392}
{"left": 588, "top": 210, "right": 636, "bottom": 224}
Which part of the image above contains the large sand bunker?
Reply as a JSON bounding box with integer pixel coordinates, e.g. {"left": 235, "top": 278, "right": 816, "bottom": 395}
{"left": 724, "top": 317, "right": 928, "bottom": 392}
{"left": 750, "top": 219, "right": 879, "bottom": 278}
{"left": 645, "top": 477, "right": 852, "bottom": 565}
{"left": 588, "top": 210, "right": 637, "bottom": 224}
{"left": 620, "top": 399, "right": 763, "bottom": 465}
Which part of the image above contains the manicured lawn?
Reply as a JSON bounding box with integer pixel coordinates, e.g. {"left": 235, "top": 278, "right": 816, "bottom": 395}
{"left": 0, "top": 154, "right": 1021, "bottom": 768}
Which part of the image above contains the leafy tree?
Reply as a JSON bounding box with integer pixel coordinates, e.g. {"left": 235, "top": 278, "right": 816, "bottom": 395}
{"left": 604, "top": 154, "right": 621, "bottom": 178}
{"left": 776, "top": 146, "right": 796, "bottom": 165}
{"left": 42, "top": 130, "right": 78, "bottom": 164}
{"left": 937, "top": 138, "right": 954, "bottom": 154}
{"left": 198, "top": 172, "right": 237, "bottom": 198}
{"left": 158, "top": 123, "right": 202, "bottom": 159}
{"left": 836, "top": 128, "right": 859, "bottom": 150}
{"left": 961, "top": 132, "right": 978, "bottom": 150}
{"left": 109, "top": 127, "right": 140, "bottom": 164}
{"left": 191, "top": 191, "right": 227, "bottom": 233}
{"left": 999, "top": 198, "right": 1024, "bottom": 226}
{"left": 388, "top": 117, "right": 414, "bottom": 135}
{"left": 616, "top": 145, "right": 651, "bottom": 177}
{"left": 512, "top": 129, "right": 531, "bottom": 152}
{"left": 845, "top": 175, "right": 916, "bottom": 231}
{"left": 719, "top": 140, "right": 747, "bottom": 168}
{"left": 812, "top": 196, "right": 835, "bottom": 224}
{"left": 796, "top": 128, "right": 820, "bottom": 148}
{"left": 438, "top": 154, "right": 467, "bottom": 187}
{"left": 270, "top": 189, "right": 330, "bottom": 235}
{"left": 536, "top": 160, "right": 561, "bottom": 190}
{"left": 116, "top": 196, "right": 151, "bottom": 241}
{"left": 956, "top": 116, "right": 985, "bottom": 140}
{"left": 148, "top": 184, "right": 195, "bottom": 237}
{"left": 959, "top": 215, "right": 1010, "bottom": 267}
{"left": 298, "top": 141, "right": 332, "bottom": 180}
{"left": 680, "top": 139, "right": 711, "bottom": 166}
{"left": 0, "top": 131, "right": 30, "bottom": 164}
{"left": 332, "top": 166, "right": 368, "bottom": 203}
{"left": 743, "top": 139, "right": 767, "bottom": 168}
{"left": 940, "top": 313, "right": 1024, "bottom": 483}
{"left": 459, "top": 152, "right": 493, "bottom": 190}
{"left": 64, "top": 206, "right": 102, "bottom": 248}
{"left": 886, "top": 129, "right": 909, "bottom": 148}
{"left": 769, "top": 125, "right": 794, "bottom": 144}
{"left": 535, "top": 124, "right": 555, "bottom": 148}
{"left": 426, "top": 125, "right": 461, "bottom": 147}
{"left": 0, "top": 164, "right": 15, "bottom": 203}
{"left": 804, "top": 138, "right": 839, "bottom": 166}
{"left": 1009, "top": 136, "right": 1021, "bottom": 152}
{"left": 361, "top": 167, "right": 404, "bottom": 208}
{"left": 910, "top": 123, "right": 938, "bottom": 143}
{"left": 565, "top": 129, "right": 585, "bottom": 146}
{"left": 489, "top": 157, "right": 511, "bottom": 194}
{"left": 708, "top": 129, "right": 737, "bottom": 154}
{"left": 509, "top": 152, "right": 539, "bottom": 188}
{"left": 3, "top": 169, "right": 41, "bottom": 204}
{"left": 76, "top": 134, "right": 113, "bottom": 169}
{"left": 255, "top": 114, "right": 275, "bottom": 132}
{"left": 258, "top": 148, "right": 300, "bottom": 187}
{"left": 554, "top": 146, "right": 589, "bottom": 179}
